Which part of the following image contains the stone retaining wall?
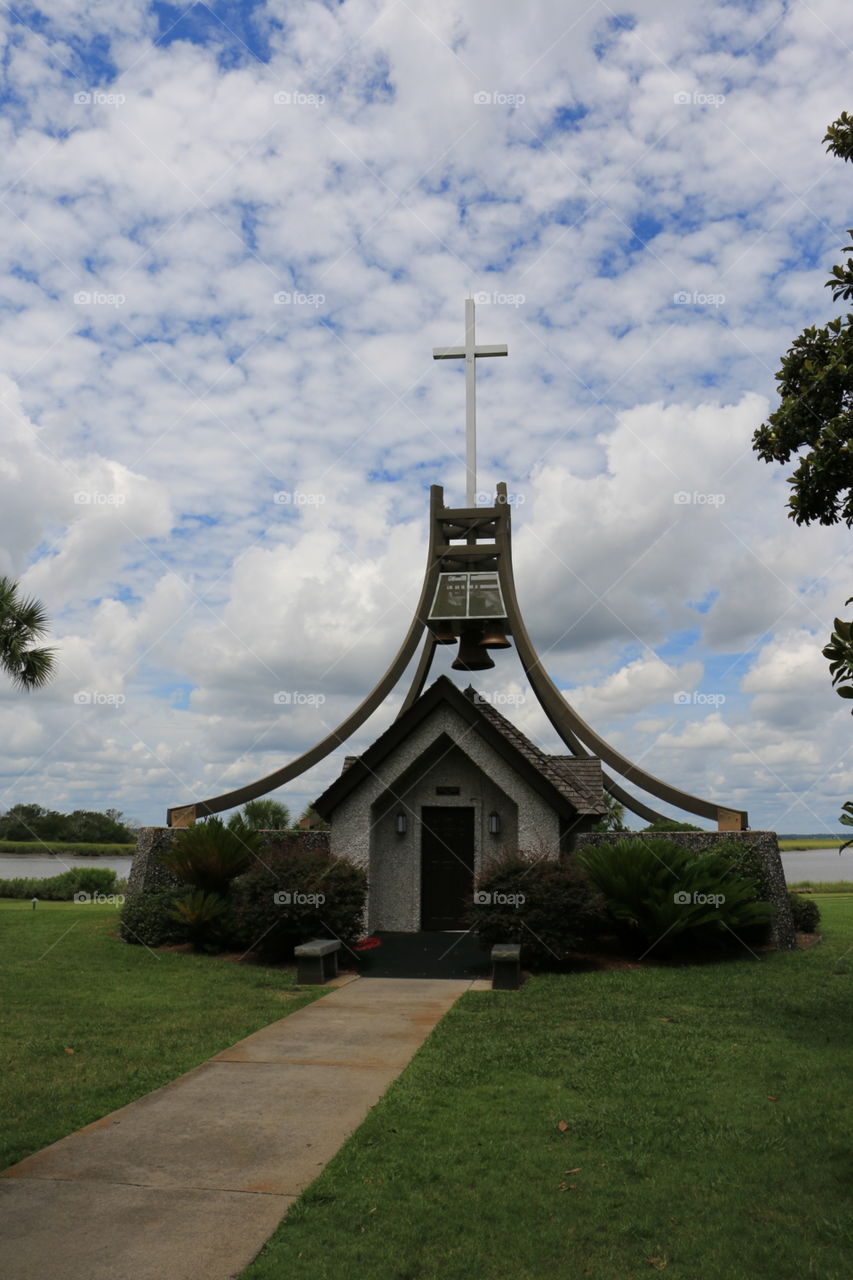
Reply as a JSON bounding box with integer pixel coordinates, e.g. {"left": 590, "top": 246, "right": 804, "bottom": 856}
{"left": 574, "top": 829, "right": 795, "bottom": 950}
{"left": 127, "top": 827, "right": 331, "bottom": 897}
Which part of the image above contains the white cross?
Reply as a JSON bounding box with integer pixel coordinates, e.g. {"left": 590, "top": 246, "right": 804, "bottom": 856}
{"left": 433, "top": 298, "right": 508, "bottom": 507}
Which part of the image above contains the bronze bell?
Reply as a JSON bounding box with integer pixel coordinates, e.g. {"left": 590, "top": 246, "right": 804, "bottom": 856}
{"left": 479, "top": 619, "right": 511, "bottom": 649}
{"left": 429, "top": 622, "right": 457, "bottom": 645}
{"left": 452, "top": 628, "right": 496, "bottom": 671}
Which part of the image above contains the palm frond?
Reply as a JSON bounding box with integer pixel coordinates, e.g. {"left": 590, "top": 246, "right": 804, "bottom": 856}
{"left": 13, "top": 647, "right": 56, "bottom": 690}
{"left": 0, "top": 578, "right": 56, "bottom": 692}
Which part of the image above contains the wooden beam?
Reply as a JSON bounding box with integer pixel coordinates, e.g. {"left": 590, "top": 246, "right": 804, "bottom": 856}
{"left": 397, "top": 632, "right": 437, "bottom": 717}
{"left": 717, "top": 807, "right": 748, "bottom": 832}
{"left": 435, "top": 544, "right": 498, "bottom": 559}
{"left": 168, "top": 804, "right": 197, "bottom": 828}
{"left": 601, "top": 772, "right": 666, "bottom": 826}
{"left": 494, "top": 485, "right": 748, "bottom": 829}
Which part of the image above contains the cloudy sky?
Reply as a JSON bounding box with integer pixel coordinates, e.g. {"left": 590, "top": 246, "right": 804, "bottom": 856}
{"left": 1, "top": 0, "right": 852, "bottom": 833}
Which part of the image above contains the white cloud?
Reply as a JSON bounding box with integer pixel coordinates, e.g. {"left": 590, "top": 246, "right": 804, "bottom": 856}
{"left": 1, "top": 0, "right": 852, "bottom": 829}
{"left": 569, "top": 656, "right": 705, "bottom": 720}
{"left": 740, "top": 629, "right": 842, "bottom": 730}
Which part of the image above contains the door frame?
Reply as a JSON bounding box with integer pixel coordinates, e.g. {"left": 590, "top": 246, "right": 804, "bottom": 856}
{"left": 419, "top": 804, "right": 476, "bottom": 930}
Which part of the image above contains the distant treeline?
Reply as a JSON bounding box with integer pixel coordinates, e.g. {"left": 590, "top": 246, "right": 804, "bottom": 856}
{"left": 0, "top": 804, "right": 134, "bottom": 844}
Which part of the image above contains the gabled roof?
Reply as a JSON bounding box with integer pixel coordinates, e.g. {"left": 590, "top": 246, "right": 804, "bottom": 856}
{"left": 465, "top": 696, "right": 605, "bottom": 815}
{"left": 549, "top": 756, "right": 609, "bottom": 814}
{"left": 312, "top": 674, "right": 606, "bottom": 820}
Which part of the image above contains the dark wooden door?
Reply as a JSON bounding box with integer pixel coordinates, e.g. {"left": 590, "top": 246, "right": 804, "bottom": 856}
{"left": 420, "top": 807, "right": 475, "bottom": 930}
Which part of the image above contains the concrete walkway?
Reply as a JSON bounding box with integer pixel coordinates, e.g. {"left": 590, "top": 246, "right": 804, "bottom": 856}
{"left": 1, "top": 976, "right": 473, "bottom": 1280}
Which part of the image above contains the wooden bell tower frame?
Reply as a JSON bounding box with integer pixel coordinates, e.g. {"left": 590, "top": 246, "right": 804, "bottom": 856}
{"left": 167, "top": 482, "right": 747, "bottom": 831}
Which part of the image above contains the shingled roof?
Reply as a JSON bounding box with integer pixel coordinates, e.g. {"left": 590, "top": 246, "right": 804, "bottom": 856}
{"left": 461, "top": 690, "right": 605, "bottom": 817}
{"left": 313, "top": 674, "right": 606, "bottom": 820}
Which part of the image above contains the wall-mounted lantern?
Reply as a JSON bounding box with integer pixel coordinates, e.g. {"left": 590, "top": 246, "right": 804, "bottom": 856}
{"left": 488, "top": 811, "right": 501, "bottom": 835}
{"left": 395, "top": 812, "right": 408, "bottom": 836}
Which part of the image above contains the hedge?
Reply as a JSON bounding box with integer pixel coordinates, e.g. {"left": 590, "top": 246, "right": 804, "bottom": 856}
{"left": 0, "top": 866, "right": 119, "bottom": 900}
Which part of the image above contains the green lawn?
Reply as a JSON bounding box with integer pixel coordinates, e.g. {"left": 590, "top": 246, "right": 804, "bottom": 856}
{"left": 5, "top": 897, "right": 852, "bottom": 1279}
{"left": 243, "top": 899, "right": 853, "bottom": 1280}
{"left": 777, "top": 837, "right": 846, "bottom": 850}
{"left": 0, "top": 899, "right": 321, "bottom": 1170}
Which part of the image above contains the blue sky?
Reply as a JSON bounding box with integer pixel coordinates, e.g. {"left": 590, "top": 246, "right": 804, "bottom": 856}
{"left": 1, "top": 0, "right": 852, "bottom": 831}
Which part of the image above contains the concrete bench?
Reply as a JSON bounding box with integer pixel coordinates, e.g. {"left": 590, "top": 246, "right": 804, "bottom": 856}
{"left": 294, "top": 938, "right": 341, "bottom": 985}
{"left": 491, "top": 942, "right": 522, "bottom": 990}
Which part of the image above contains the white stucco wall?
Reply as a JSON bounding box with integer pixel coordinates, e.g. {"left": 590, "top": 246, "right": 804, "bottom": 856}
{"left": 329, "top": 703, "right": 562, "bottom": 931}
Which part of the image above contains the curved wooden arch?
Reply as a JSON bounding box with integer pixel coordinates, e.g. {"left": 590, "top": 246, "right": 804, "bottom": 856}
{"left": 397, "top": 631, "right": 437, "bottom": 718}
{"left": 167, "top": 489, "right": 446, "bottom": 825}
{"left": 494, "top": 482, "right": 746, "bottom": 830}
{"left": 167, "top": 481, "right": 747, "bottom": 830}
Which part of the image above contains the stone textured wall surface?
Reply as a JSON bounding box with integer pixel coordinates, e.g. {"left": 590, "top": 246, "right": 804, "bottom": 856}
{"left": 127, "top": 828, "right": 182, "bottom": 896}
{"left": 329, "top": 703, "right": 563, "bottom": 932}
{"left": 575, "top": 830, "right": 796, "bottom": 950}
{"left": 127, "top": 827, "right": 331, "bottom": 897}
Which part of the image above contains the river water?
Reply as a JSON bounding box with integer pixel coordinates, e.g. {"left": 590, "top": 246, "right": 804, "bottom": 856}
{"left": 780, "top": 849, "right": 853, "bottom": 882}
{"left": 0, "top": 852, "right": 135, "bottom": 880}
{"left": 1, "top": 848, "right": 850, "bottom": 884}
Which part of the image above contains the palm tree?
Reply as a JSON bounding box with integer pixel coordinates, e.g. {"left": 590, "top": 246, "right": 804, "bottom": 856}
{"left": 593, "top": 789, "right": 626, "bottom": 832}
{"left": 0, "top": 577, "right": 55, "bottom": 691}
{"left": 227, "top": 798, "right": 291, "bottom": 831}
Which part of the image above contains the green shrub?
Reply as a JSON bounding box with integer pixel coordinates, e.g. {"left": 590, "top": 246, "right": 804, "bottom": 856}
{"left": 157, "top": 817, "right": 261, "bottom": 894}
{"left": 787, "top": 891, "right": 821, "bottom": 934}
{"left": 119, "top": 888, "right": 192, "bottom": 947}
{"left": 577, "top": 838, "right": 773, "bottom": 957}
{"left": 169, "top": 889, "right": 232, "bottom": 951}
{"left": 0, "top": 866, "right": 118, "bottom": 900}
{"left": 470, "top": 852, "right": 606, "bottom": 969}
{"left": 641, "top": 819, "right": 704, "bottom": 832}
{"left": 229, "top": 847, "right": 367, "bottom": 961}
{"left": 227, "top": 799, "right": 290, "bottom": 831}
{"left": 55, "top": 866, "right": 119, "bottom": 896}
